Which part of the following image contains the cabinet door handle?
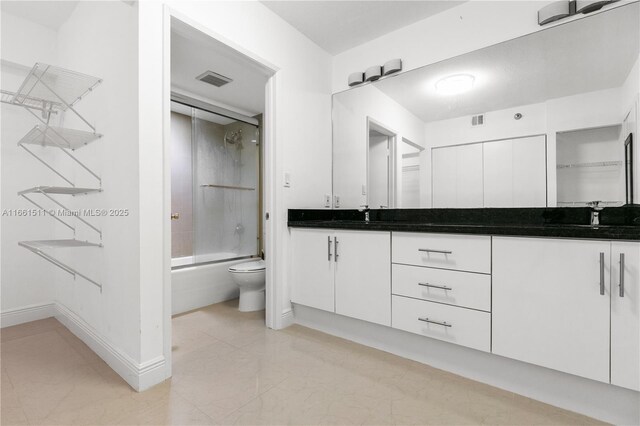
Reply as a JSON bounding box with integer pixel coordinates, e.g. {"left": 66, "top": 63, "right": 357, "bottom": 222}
{"left": 334, "top": 237, "right": 339, "bottom": 262}
{"left": 418, "top": 317, "right": 452, "bottom": 328}
{"left": 418, "top": 248, "right": 452, "bottom": 255}
{"left": 619, "top": 253, "right": 625, "bottom": 298}
{"left": 418, "top": 282, "right": 453, "bottom": 291}
{"left": 327, "top": 236, "right": 332, "bottom": 261}
{"left": 599, "top": 252, "right": 605, "bottom": 295}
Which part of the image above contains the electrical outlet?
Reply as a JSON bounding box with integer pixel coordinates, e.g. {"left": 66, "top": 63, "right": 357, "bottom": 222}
{"left": 334, "top": 195, "right": 341, "bottom": 208}
{"left": 324, "top": 194, "right": 331, "bottom": 208}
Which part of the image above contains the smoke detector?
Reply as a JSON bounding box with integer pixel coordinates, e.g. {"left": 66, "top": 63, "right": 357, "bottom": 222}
{"left": 196, "top": 70, "right": 232, "bottom": 87}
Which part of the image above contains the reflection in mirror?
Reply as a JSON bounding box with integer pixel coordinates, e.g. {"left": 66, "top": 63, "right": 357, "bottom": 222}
{"left": 367, "top": 119, "right": 394, "bottom": 208}
{"left": 400, "top": 138, "right": 424, "bottom": 208}
{"left": 332, "top": 2, "right": 640, "bottom": 209}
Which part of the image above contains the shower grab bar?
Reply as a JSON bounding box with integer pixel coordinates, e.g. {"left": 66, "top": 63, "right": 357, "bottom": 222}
{"left": 200, "top": 184, "right": 255, "bottom": 191}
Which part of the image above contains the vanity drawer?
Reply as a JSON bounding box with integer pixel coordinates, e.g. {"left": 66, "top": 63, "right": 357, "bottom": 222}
{"left": 392, "top": 264, "right": 491, "bottom": 312}
{"left": 392, "top": 232, "right": 491, "bottom": 273}
{"left": 392, "top": 295, "right": 491, "bottom": 352}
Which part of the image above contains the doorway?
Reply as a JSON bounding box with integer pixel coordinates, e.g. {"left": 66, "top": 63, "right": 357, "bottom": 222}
{"left": 367, "top": 118, "right": 397, "bottom": 208}
{"left": 165, "top": 14, "right": 277, "bottom": 369}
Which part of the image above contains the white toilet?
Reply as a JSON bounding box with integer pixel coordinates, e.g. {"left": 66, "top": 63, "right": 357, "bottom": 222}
{"left": 228, "top": 259, "right": 266, "bottom": 312}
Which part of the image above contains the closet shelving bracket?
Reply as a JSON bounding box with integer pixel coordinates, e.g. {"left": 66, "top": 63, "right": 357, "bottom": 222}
{"left": 18, "top": 125, "right": 102, "bottom": 186}
{"left": 18, "top": 186, "right": 103, "bottom": 237}
{"left": 18, "top": 240, "right": 102, "bottom": 291}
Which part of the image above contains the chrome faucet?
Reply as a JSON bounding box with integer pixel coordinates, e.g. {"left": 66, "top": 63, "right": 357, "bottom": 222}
{"left": 587, "top": 201, "right": 604, "bottom": 227}
{"left": 359, "top": 205, "right": 371, "bottom": 223}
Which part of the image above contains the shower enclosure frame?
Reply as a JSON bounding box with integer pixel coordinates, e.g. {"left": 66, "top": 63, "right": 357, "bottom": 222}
{"left": 170, "top": 92, "right": 262, "bottom": 267}
{"left": 161, "top": 8, "right": 282, "bottom": 384}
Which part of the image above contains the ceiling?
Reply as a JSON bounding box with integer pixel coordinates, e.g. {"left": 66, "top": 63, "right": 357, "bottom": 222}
{"left": 261, "top": 1, "right": 465, "bottom": 55}
{"left": 0, "top": 1, "right": 78, "bottom": 30}
{"left": 171, "top": 18, "right": 272, "bottom": 116}
{"left": 371, "top": 2, "right": 640, "bottom": 123}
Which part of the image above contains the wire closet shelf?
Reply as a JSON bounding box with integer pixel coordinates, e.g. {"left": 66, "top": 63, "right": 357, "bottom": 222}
{"left": 3, "top": 62, "right": 104, "bottom": 291}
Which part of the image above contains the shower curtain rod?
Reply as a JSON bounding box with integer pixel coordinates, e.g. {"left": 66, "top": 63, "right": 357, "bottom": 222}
{"left": 170, "top": 91, "right": 259, "bottom": 127}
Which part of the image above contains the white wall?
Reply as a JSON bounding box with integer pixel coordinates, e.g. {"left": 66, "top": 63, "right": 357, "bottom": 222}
{"left": 425, "top": 103, "right": 547, "bottom": 148}
{"left": 53, "top": 0, "right": 142, "bottom": 367}
{"left": 0, "top": 11, "right": 57, "bottom": 67}
{"left": 0, "top": 12, "right": 59, "bottom": 319}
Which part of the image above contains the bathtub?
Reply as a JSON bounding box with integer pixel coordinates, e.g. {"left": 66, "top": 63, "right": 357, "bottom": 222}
{"left": 171, "top": 254, "right": 256, "bottom": 315}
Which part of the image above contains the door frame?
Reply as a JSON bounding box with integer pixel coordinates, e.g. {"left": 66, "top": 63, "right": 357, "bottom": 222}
{"left": 161, "top": 6, "right": 281, "bottom": 379}
{"left": 366, "top": 117, "right": 398, "bottom": 208}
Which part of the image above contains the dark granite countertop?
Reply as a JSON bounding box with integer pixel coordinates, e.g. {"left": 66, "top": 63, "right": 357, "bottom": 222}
{"left": 288, "top": 207, "right": 640, "bottom": 241}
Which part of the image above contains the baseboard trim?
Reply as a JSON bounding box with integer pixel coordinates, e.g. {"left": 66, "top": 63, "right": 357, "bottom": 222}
{"left": 54, "top": 303, "right": 167, "bottom": 392}
{"left": 1, "top": 303, "right": 56, "bottom": 328}
{"left": 281, "top": 308, "right": 294, "bottom": 328}
{"left": 293, "top": 304, "right": 640, "bottom": 425}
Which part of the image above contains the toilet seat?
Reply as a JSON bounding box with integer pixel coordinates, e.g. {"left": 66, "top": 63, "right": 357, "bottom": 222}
{"left": 228, "top": 259, "right": 265, "bottom": 273}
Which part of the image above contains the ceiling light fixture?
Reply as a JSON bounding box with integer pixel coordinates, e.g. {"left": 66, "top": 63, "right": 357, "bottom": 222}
{"left": 435, "top": 74, "right": 475, "bottom": 95}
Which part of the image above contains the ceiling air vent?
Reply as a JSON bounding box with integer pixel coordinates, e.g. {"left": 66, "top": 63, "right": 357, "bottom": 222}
{"left": 196, "top": 70, "right": 233, "bottom": 87}
{"left": 472, "top": 114, "right": 485, "bottom": 126}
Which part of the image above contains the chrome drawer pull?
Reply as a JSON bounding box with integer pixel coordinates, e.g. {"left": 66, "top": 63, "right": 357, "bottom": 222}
{"left": 418, "top": 317, "right": 452, "bottom": 328}
{"left": 418, "top": 248, "right": 452, "bottom": 255}
{"left": 327, "top": 236, "right": 332, "bottom": 261}
{"left": 418, "top": 282, "right": 453, "bottom": 291}
{"left": 599, "top": 252, "right": 605, "bottom": 296}
{"left": 619, "top": 253, "right": 625, "bottom": 298}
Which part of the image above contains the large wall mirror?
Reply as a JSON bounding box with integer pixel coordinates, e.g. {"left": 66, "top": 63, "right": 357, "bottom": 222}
{"left": 332, "top": 2, "right": 639, "bottom": 209}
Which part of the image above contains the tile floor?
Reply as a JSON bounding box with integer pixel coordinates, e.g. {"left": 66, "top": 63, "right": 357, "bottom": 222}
{"left": 1, "top": 299, "right": 603, "bottom": 425}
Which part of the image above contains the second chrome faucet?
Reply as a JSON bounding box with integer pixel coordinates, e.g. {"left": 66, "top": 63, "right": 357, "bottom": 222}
{"left": 359, "top": 204, "right": 371, "bottom": 223}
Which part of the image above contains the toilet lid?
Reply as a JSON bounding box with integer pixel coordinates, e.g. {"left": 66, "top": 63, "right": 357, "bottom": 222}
{"left": 229, "top": 259, "right": 266, "bottom": 272}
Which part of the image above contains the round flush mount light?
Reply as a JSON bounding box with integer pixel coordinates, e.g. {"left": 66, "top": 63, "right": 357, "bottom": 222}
{"left": 435, "top": 74, "right": 475, "bottom": 95}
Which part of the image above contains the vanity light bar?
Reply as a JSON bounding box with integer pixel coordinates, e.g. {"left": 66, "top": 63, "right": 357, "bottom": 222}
{"left": 538, "top": 0, "right": 619, "bottom": 26}
{"left": 347, "top": 59, "right": 402, "bottom": 87}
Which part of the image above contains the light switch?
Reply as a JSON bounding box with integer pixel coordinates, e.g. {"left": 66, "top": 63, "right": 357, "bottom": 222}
{"left": 324, "top": 194, "right": 331, "bottom": 208}
{"left": 284, "top": 172, "right": 291, "bottom": 188}
{"left": 334, "top": 195, "right": 341, "bottom": 208}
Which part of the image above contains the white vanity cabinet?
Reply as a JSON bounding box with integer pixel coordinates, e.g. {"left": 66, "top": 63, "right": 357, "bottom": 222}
{"left": 334, "top": 230, "right": 391, "bottom": 326}
{"left": 611, "top": 242, "right": 640, "bottom": 391}
{"left": 290, "top": 228, "right": 391, "bottom": 326}
{"left": 292, "top": 226, "right": 640, "bottom": 392}
{"left": 493, "top": 237, "right": 640, "bottom": 389}
{"left": 492, "top": 237, "right": 610, "bottom": 382}
{"left": 391, "top": 232, "right": 492, "bottom": 352}
{"left": 290, "top": 228, "right": 336, "bottom": 312}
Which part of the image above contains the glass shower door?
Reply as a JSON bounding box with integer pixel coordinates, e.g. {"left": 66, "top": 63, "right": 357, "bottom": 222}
{"left": 193, "top": 111, "right": 259, "bottom": 264}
